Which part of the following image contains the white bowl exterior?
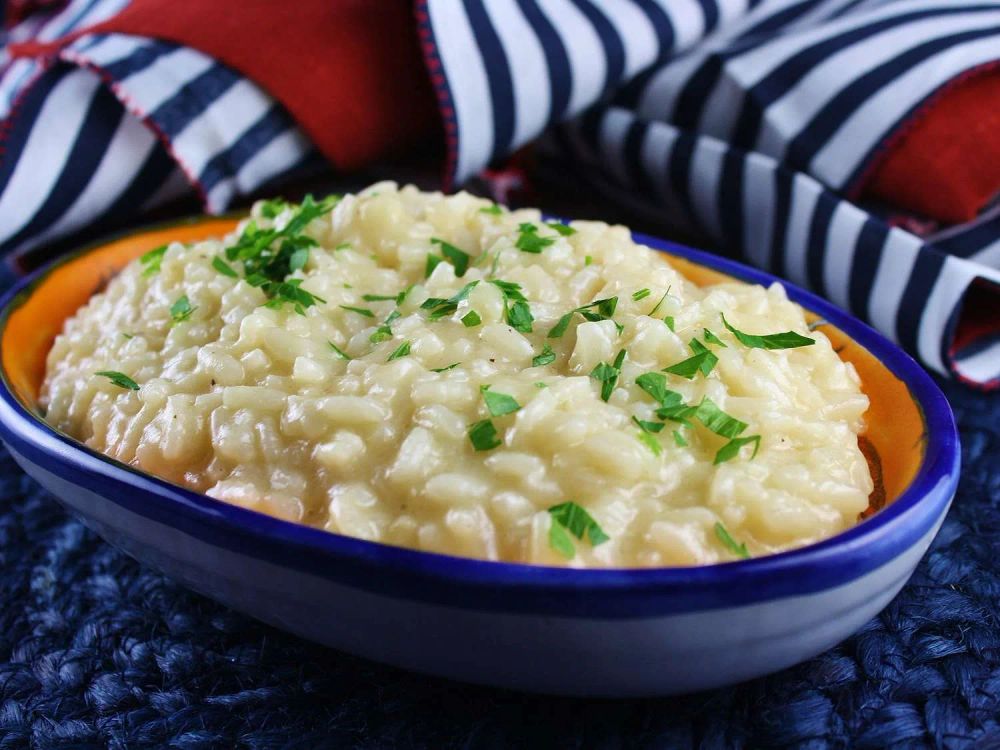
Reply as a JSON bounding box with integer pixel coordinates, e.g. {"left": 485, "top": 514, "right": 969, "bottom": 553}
{"left": 8, "top": 445, "right": 952, "bottom": 696}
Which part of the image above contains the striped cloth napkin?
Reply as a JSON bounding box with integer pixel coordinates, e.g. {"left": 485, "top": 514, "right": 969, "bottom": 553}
{"left": 1, "top": 0, "right": 998, "bottom": 388}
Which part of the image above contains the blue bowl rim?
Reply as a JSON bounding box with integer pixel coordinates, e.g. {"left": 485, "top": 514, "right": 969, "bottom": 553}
{"left": 0, "top": 216, "right": 960, "bottom": 619}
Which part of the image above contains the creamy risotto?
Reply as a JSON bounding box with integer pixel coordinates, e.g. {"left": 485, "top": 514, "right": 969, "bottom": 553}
{"left": 41, "top": 183, "right": 872, "bottom": 567}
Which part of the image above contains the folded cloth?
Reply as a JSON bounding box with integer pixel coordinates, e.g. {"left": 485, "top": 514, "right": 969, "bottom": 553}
{"left": 0, "top": 0, "right": 998, "bottom": 388}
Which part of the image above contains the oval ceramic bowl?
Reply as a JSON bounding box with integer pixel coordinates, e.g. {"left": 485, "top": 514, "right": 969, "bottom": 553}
{"left": 0, "top": 217, "right": 959, "bottom": 697}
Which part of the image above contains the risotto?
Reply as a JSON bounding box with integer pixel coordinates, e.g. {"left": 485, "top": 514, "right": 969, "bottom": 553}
{"left": 41, "top": 183, "right": 872, "bottom": 567}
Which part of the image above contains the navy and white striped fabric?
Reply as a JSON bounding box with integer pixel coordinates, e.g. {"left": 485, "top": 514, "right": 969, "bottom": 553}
{"left": 0, "top": 0, "right": 998, "bottom": 386}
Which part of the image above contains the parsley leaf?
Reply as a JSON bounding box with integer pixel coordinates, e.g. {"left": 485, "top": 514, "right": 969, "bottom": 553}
{"left": 547, "top": 312, "right": 575, "bottom": 339}
{"left": 664, "top": 316, "right": 675, "bottom": 332}
{"left": 140, "top": 245, "right": 168, "bottom": 277}
{"left": 430, "top": 237, "right": 471, "bottom": 277}
{"left": 648, "top": 287, "right": 672, "bottom": 316}
{"left": 515, "top": 223, "right": 555, "bottom": 253}
{"left": 260, "top": 198, "right": 289, "bottom": 218}
{"left": 170, "top": 295, "right": 196, "bottom": 324}
{"left": 212, "top": 256, "right": 239, "bottom": 278}
{"left": 468, "top": 419, "right": 502, "bottom": 451}
{"left": 548, "top": 296, "right": 619, "bottom": 338}
{"left": 715, "top": 522, "right": 750, "bottom": 559}
{"left": 289, "top": 246, "right": 309, "bottom": 272}
{"left": 590, "top": 349, "right": 626, "bottom": 402}
{"left": 362, "top": 293, "right": 398, "bottom": 302}
{"left": 703, "top": 329, "right": 727, "bottom": 347}
{"left": 505, "top": 300, "right": 534, "bottom": 333}
{"left": 692, "top": 397, "right": 748, "bottom": 438}
{"left": 548, "top": 521, "right": 577, "bottom": 559}
{"left": 721, "top": 313, "right": 815, "bottom": 350}
{"left": 95, "top": 370, "right": 139, "bottom": 390}
{"left": 548, "top": 501, "right": 609, "bottom": 559}
{"left": 532, "top": 344, "right": 556, "bottom": 367}
{"left": 637, "top": 430, "right": 663, "bottom": 456}
{"left": 369, "top": 310, "right": 401, "bottom": 342}
{"left": 488, "top": 279, "right": 527, "bottom": 302}
{"left": 688, "top": 339, "right": 719, "bottom": 375}
{"left": 632, "top": 288, "right": 651, "bottom": 302}
{"left": 480, "top": 204, "right": 503, "bottom": 215}
{"left": 328, "top": 341, "right": 351, "bottom": 360}
{"left": 714, "top": 435, "right": 761, "bottom": 464}
{"left": 481, "top": 386, "right": 521, "bottom": 416}
{"left": 663, "top": 349, "right": 717, "bottom": 379}
{"left": 387, "top": 341, "right": 411, "bottom": 361}
{"left": 545, "top": 220, "right": 576, "bottom": 236}
{"left": 673, "top": 429, "right": 688, "bottom": 447}
{"left": 431, "top": 362, "right": 461, "bottom": 373}
{"left": 425, "top": 253, "right": 443, "bottom": 278}
{"left": 632, "top": 416, "right": 665, "bottom": 434}
{"left": 462, "top": 310, "right": 482, "bottom": 327}
{"left": 339, "top": 305, "right": 375, "bottom": 318}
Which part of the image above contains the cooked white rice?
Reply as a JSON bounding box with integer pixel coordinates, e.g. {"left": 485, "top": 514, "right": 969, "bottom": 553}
{"left": 41, "top": 182, "right": 872, "bottom": 567}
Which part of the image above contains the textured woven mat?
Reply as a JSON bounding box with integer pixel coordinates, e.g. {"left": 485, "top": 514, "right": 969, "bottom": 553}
{"left": 0, "top": 377, "right": 997, "bottom": 749}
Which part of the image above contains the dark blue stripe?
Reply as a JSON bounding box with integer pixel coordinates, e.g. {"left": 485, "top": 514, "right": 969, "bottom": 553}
{"left": 197, "top": 106, "right": 298, "bottom": 193}
{"left": 698, "top": 0, "right": 721, "bottom": 33}
{"left": 787, "top": 26, "right": 1000, "bottom": 176}
{"left": 148, "top": 64, "right": 241, "bottom": 139}
{"left": 575, "top": 0, "right": 626, "bottom": 100}
{"left": 671, "top": 54, "right": 725, "bottom": 130}
{"left": 805, "top": 190, "right": 838, "bottom": 295}
{"left": 932, "top": 217, "right": 1000, "bottom": 259}
{"left": 717, "top": 146, "right": 745, "bottom": 257}
{"left": 515, "top": 0, "right": 572, "bottom": 126}
{"left": 100, "top": 39, "right": 178, "bottom": 81}
{"left": 847, "top": 217, "right": 889, "bottom": 323}
{"left": 0, "top": 75, "right": 124, "bottom": 254}
{"left": 896, "top": 249, "right": 947, "bottom": 355}
{"left": 0, "top": 65, "right": 67, "bottom": 199}
{"left": 633, "top": 0, "right": 676, "bottom": 64}
{"left": 623, "top": 118, "right": 656, "bottom": 198}
{"left": 727, "top": 5, "right": 1000, "bottom": 150}
{"left": 737, "top": 0, "right": 829, "bottom": 39}
{"left": 667, "top": 132, "right": 699, "bottom": 232}
{"left": 463, "top": 0, "right": 515, "bottom": 162}
{"left": 769, "top": 166, "right": 793, "bottom": 279}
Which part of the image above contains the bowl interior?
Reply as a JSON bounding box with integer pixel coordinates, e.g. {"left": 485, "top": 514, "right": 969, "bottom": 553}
{"left": 0, "top": 217, "right": 925, "bottom": 509}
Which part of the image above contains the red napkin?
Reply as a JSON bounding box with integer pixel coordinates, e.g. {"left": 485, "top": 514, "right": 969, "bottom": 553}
{"left": 9, "top": 0, "right": 1000, "bottom": 224}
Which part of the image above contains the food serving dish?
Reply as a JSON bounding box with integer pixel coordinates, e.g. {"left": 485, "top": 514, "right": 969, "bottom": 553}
{"left": 0, "top": 214, "right": 959, "bottom": 696}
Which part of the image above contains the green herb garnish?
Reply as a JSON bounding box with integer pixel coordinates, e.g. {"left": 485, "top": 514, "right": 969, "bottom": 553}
{"left": 212, "top": 256, "right": 239, "bottom": 278}
{"left": 532, "top": 344, "right": 556, "bottom": 367}
{"left": 95, "top": 371, "right": 139, "bottom": 390}
{"left": 547, "top": 501, "right": 609, "bottom": 559}
{"left": 430, "top": 238, "right": 471, "bottom": 277}
{"left": 692, "top": 397, "right": 747, "bottom": 438}
{"left": 721, "top": 313, "right": 815, "bottom": 350}
{"left": 431, "top": 362, "right": 461, "bottom": 373}
{"left": 714, "top": 435, "right": 761, "bottom": 464}
{"left": 339, "top": 305, "right": 375, "bottom": 318}
{"left": 664, "top": 316, "right": 675, "bottom": 332}
{"left": 170, "top": 295, "right": 196, "bottom": 324}
{"left": 663, "top": 348, "right": 717, "bottom": 379}
{"left": 328, "top": 341, "right": 351, "bottom": 360}
{"left": 140, "top": 245, "right": 168, "bottom": 277}
{"left": 548, "top": 296, "right": 619, "bottom": 338}
{"left": 462, "top": 310, "right": 482, "bottom": 327}
{"left": 715, "top": 522, "right": 750, "bottom": 559}
{"left": 505, "top": 300, "right": 534, "bottom": 333}
{"left": 673, "top": 429, "right": 688, "bottom": 447}
{"left": 387, "top": 341, "right": 411, "bottom": 361}
{"left": 480, "top": 204, "right": 503, "bottom": 215}
{"left": 481, "top": 386, "right": 521, "bottom": 416}
{"left": 584, "top": 255, "right": 593, "bottom": 266}
{"left": 369, "top": 310, "right": 401, "bottom": 342}
{"left": 361, "top": 293, "right": 398, "bottom": 302}
{"left": 648, "top": 288, "right": 672, "bottom": 316}
{"left": 632, "top": 288, "right": 651, "bottom": 302}
{"left": 468, "top": 419, "right": 502, "bottom": 451}
{"left": 260, "top": 198, "right": 289, "bottom": 218}
{"left": 703, "top": 329, "right": 727, "bottom": 347}
{"left": 425, "top": 253, "right": 443, "bottom": 278}
{"left": 515, "top": 223, "right": 555, "bottom": 253}
{"left": 632, "top": 416, "right": 665, "bottom": 433}
{"left": 545, "top": 220, "right": 575, "bottom": 236}
{"left": 590, "top": 349, "right": 626, "bottom": 402}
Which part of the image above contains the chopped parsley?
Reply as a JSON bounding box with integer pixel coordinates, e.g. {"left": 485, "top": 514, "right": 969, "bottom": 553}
{"left": 688, "top": 339, "right": 719, "bottom": 375}
{"left": 715, "top": 435, "right": 762, "bottom": 464}
{"left": 547, "top": 501, "right": 609, "bottom": 559}
{"left": 212, "top": 256, "right": 239, "bottom": 278}
{"left": 169, "top": 295, "right": 196, "bottom": 324}
{"left": 632, "top": 416, "right": 665, "bottom": 433}
{"left": 339, "top": 305, "right": 375, "bottom": 318}
{"left": 431, "top": 362, "right": 461, "bottom": 373}
{"left": 421, "top": 280, "right": 480, "bottom": 320}
{"left": 260, "top": 198, "right": 289, "bottom": 218}
{"left": 479, "top": 204, "right": 503, "bottom": 215}
{"left": 673, "top": 429, "right": 688, "bottom": 447}
{"left": 663, "top": 348, "right": 717, "bottom": 379}
{"left": 425, "top": 253, "right": 443, "bottom": 278}
{"left": 328, "top": 341, "right": 351, "bottom": 360}
{"left": 488, "top": 279, "right": 527, "bottom": 301}
{"left": 430, "top": 237, "right": 471, "bottom": 277}
{"left": 648, "top": 288, "right": 672, "bottom": 316}
{"left": 632, "top": 288, "right": 652, "bottom": 302}
{"left": 721, "top": 313, "right": 815, "bottom": 350}
{"left": 548, "top": 296, "right": 620, "bottom": 338}
{"left": 534, "top": 381, "right": 548, "bottom": 388}
{"left": 468, "top": 419, "right": 501, "bottom": 451}
{"left": 532, "top": 344, "right": 556, "bottom": 367}
{"left": 369, "top": 310, "right": 401, "bottom": 342}
{"left": 703, "top": 329, "right": 727, "bottom": 347}
{"left": 289, "top": 246, "right": 309, "bottom": 272}
{"left": 590, "top": 349, "right": 626, "bottom": 402}
{"left": 635, "top": 372, "right": 694, "bottom": 423}
{"left": 335, "top": 242, "right": 352, "bottom": 251}
{"left": 387, "top": 341, "right": 411, "bottom": 361}
{"left": 140, "top": 245, "right": 168, "bottom": 277}
{"left": 515, "top": 222, "right": 555, "bottom": 253}
{"left": 637, "top": 431, "right": 663, "bottom": 456}
{"left": 95, "top": 370, "right": 139, "bottom": 390}
{"left": 462, "top": 310, "right": 482, "bottom": 327}
{"left": 664, "top": 316, "right": 675, "bottom": 332}
{"left": 584, "top": 255, "right": 593, "bottom": 266}
{"left": 481, "top": 386, "right": 521, "bottom": 417}
{"left": 361, "top": 293, "right": 398, "bottom": 302}
{"left": 693, "top": 397, "right": 747, "bottom": 438}
{"left": 715, "top": 522, "right": 750, "bottom": 559}
{"left": 545, "top": 220, "right": 576, "bottom": 236}
{"left": 505, "top": 300, "right": 534, "bottom": 333}
{"left": 121, "top": 333, "right": 134, "bottom": 340}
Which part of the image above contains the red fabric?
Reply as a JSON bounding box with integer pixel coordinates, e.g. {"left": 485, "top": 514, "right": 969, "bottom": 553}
{"left": 10, "top": 0, "right": 440, "bottom": 170}
{"left": 858, "top": 64, "right": 1000, "bottom": 224}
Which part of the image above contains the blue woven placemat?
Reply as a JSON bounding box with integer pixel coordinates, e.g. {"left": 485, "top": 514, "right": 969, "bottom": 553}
{"left": 0, "top": 377, "right": 997, "bottom": 749}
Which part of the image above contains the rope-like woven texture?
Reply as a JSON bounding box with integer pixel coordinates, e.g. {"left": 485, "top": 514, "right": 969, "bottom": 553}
{"left": 0, "top": 378, "right": 997, "bottom": 749}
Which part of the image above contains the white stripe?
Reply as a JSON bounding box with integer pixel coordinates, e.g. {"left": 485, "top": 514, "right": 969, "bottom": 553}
{"left": 0, "top": 68, "right": 101, "bottom": 246}
{"left": 742, "top": 152, "right": 776, "bottom": 271}
{"left": 483, "top": 0, "right": 551, "bottom": 150}
{"left": 915, "top": 257, "right": 990, "bottom": 375}
{"left": 823, "top": 203, "right": 868, "bottom": 310}
{"left": 782, "top": 173, "right": 824, "bottom": 287}
{"left": 170, "top": 79, "right": 274, "bottom": 182}
{"left": 866, "top": 228, "right": 922, "bottom": 343}
{"left": 428, "top": 0, "right": 494, "bottom": 183}
{"left": 952, "top": 340, "right": 1000, "bottom": 383}
{"left": 110, "top": 46, "right": 216, "bottom": 115}
{"left": 812, "top": 32, "right": 1000, "bottom": 187}
{"left": 971, "top": 238, "right": 1000, "bottom": 269}
{"left": 594, "top": 1, "right": 659, "bottom": 80}
{"left": 757, "top": 11, "right": 1000, "bottom": 160}
{"left": 8, "top": 109, "right": 159, "bottom": 256}
{"left": 70, "top": 33, "right": 150, "bottom": 67}
{"left": 206, "top": 128, "right": 313, "bottom": 212}
{"left": 597, "top": 108, "right": 634, "bottom": 186}
{"left": 536, "top": 0, "right": 606, "bottom": 117}
{"left": 688, "top": 137, "right": 727, "bottom": 242}
{"left": 639, "top": 117, "right": 679, "bottom": 204}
